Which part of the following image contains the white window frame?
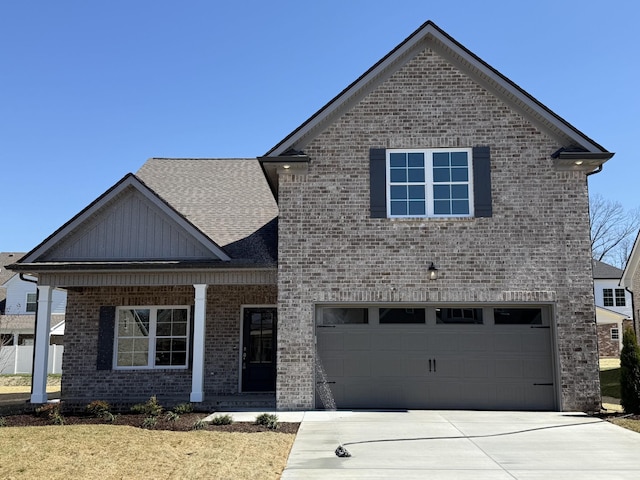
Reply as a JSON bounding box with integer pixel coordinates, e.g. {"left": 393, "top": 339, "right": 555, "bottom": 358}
{"left": 25, "top": 293, "right": 37, "bottom": 313}
{"left": 113, "top": 306, "right": 190, "bottom": 370}
{"left": 614, "top": 288, "right": 626, "bottom": 307}
{"left": 386, "top": 148, "right": 474, "bottom": 218}
{"left": 611, "top": 327, "right": 620, "bottom": 341}
{"left": 602, "top": 288, "right": 614, "bottom": 307}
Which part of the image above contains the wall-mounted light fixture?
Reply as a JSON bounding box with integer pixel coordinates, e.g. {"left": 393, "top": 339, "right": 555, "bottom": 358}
{"left": 428, "top": 262, "right": 439, "bottom": 280}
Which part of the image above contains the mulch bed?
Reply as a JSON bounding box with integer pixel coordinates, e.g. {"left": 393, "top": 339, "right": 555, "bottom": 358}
{"left": 1, "top": 412, "right": 299, "bottom": 434}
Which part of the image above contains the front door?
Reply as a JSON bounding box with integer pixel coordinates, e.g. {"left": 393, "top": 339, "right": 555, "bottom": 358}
{"left": 241, "top": 307, "right": 277, "bottom": 392}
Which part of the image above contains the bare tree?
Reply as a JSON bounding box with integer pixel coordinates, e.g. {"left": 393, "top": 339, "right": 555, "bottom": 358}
{"left": 590, "top": 193, "right": 640, "bottom": 268}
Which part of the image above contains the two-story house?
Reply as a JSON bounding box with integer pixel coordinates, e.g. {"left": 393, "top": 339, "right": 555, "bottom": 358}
{"left": 1, "top": 252, "right": 66, "bottom": 373}
{"left": 9, "top": 21, "right": 612, "bottom": 412}
{"left": 593, "top": 260, "right": 633, "bottom": 357}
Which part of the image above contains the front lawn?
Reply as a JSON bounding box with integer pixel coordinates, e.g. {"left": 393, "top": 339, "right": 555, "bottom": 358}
{"left": 600, "top": 367, "right": 621, "bottom": 398}
{"left": 0, "top": 424, "right": 295, "bottom": 479}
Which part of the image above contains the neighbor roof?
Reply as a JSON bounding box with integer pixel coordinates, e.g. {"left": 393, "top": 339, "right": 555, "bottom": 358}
{"left": 264, "top": 20, "right": 612, "bottom": 161}
{"left": 0, "top": 253, "right": 25, "bottom": 286}
{"left": 593, "top": 259, "right": 624, "bottom": 279}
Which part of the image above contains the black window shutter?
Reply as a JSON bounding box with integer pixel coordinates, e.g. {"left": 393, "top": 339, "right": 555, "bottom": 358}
{"left": 370, "top": 148, "right": 387, "bottom": 218}
{"left": 472, "top": 146, "right": 492, "bottom": 218}
{"left": 96, "top": 306, "right": 116, "bottom": 370}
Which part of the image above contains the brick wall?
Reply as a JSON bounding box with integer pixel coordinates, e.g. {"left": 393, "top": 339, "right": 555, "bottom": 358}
{"left": 597, "top": 323, "right": 620, "bottom": 357}
{"left": 62, "top": 284, "right": 276, "bottom": 405}
{"left": 276, "top": 48, "right": 600, "bottom": 411}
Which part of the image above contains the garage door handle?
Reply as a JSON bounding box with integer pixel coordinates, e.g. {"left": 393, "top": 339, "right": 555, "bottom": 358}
{"left": 429, "top": 359, "right": 432, "bottom": 372}
{"left": 433, "top": 358, "right": 437, "bottom": 372}
{"left": 317, "top": 381, "right": 336, "bottom": 384}
{"left": 533, "top": 383, "right": 553, "bottom": 386}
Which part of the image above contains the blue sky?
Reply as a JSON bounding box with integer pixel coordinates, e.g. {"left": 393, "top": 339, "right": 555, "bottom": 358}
{"left": 2, "top": 0, "right": 638, "bottom": 252}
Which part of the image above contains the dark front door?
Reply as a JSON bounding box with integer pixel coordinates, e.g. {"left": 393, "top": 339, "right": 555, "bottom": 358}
{"left": 242, "top": 307, "right": 277, "bottom": 392}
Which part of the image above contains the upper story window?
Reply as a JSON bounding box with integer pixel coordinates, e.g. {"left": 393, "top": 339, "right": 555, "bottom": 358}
{"left": 603, "top": 288, "right": 626, "bottom": 307}
{"left": 25, "top": 293, "right": 37, "bottom": 313}
{"left": 370, "top": 146, "right": 492, "bottom": 219}
{"left": 387, "top": 149, "right": 473, "bottom": 218}
{"left": 114, "top": 306, "right": 189, "bottom": 369}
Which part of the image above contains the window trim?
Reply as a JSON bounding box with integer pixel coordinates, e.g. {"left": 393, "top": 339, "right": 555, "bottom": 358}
{"left": 386, "top": 148, "right": 474, "bottom": 218}
{"left": 113, "top": 305, "right": 190, "bottom": 370}
{"left": 611, "top": 327, "right": 620, "bottom": 341}
{"left": 614, "top": 288, "right": 626, "bottom": 307}
{"left": 603, "top": 288, "right": 614, "bottom": 307}
{"left": 25, "top": 293, "right": 37, "bottom": 313}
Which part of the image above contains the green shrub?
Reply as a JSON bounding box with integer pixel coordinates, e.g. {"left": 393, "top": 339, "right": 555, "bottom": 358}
{"left": 0, "top": 416, "right": 6, "bottom": 427}
{"left": 36, "top": 403, "right": 64, "bottom": 425}
{"left": 141, "top": 416, "right": 157, "bottom": 429}
{"left": 191, "top": 419, "right": 207, "bottom": 430}
{"left": 620, "top": 328, "right": 640, "bottom": 414}
{"left": 165, "top": 411, "right": 180, "bottom": 422}
{"left": 173, "top": 403, "right": 193, "bottom": 414}
{"left": 255, "top": 413, "right": 279, "bottom": 430}
{"left": 210, "top": 414, "right": 233, "bottom": 425}
{"left": 131, "top": 395, "right": 163, "bottom": 417}
{"left": 86, "top": 400, "right": 112, "bottom": 418}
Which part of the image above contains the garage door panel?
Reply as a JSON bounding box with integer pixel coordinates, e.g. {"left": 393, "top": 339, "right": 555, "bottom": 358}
{"left": 458, "top": 332, "right": 491, "bottom": 352}
{"left": 343, "top": 331, "right": 371, "bottom": 350}
{"left": 494, "top": 333, "right": 522, "bottom": 352}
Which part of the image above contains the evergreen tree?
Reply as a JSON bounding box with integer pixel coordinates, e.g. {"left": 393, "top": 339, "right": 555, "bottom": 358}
{"left": 620, "top": 327, "right": 640, "bottom": 414}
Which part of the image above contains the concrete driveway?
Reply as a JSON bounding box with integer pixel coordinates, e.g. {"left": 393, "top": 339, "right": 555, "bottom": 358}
{"left": 270, "top": 410, "right": 640, "bottom": 479}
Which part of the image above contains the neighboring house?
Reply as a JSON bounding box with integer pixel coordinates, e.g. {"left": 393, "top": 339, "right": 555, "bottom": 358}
{"left": 621, "top": 230, "right": 640, "bottom": 335}
{"left": 0, "top": 252, "right": 66, "bottom": 374}
{"left": 9, "top": 21, "right": 613, "bottom": 412}
{"left": 593, "top": 260, "right": 633, "bottom": 357}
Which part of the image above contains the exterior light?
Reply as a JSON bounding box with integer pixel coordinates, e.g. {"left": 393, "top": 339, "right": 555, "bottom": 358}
{"left": 574, "top": 160, "right": 584, "bottom": 166}
{"left": 283, "top": 164, "right": 291, "bottom": 169}
{"left": 428, "top": 262, "right": 439, "bottom": 280}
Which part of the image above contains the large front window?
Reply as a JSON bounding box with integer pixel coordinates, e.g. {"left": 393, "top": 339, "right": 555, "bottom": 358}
{"left": 387, "top": 148, "right": 473, "bottom": 218}
{"left": 115, "top": 306, "right": 189, "bottom": 369}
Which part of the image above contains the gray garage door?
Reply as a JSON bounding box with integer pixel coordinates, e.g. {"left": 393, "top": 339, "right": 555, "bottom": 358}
{"left": 315, "top": 306, "right": 556, "bottom": 410}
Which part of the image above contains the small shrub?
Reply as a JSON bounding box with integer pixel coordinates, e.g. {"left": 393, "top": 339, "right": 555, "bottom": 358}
{"left": 620, "top": 328, "right": 640, "bottom": 414}
{"left": 165, "top": 411, "right": 180, "bottom": 422}
{"left": 131, "top": 395, "right": 163, "bottom": 417}
{"left": 173, "top": 402, "right": 194, "bottom": 414}
{"left": 36, "top": 403, "right": 65, "bottom": 425}
{"left": 86, "top": 400, "right": 112, "bottom": 418}
{"left": 141, "top": 415, "right": 157, "bottom": 429}
{"left": 210, "top": 414, "right": 233, "bottom": 425}
{"left": 0, "top": 417, "right": 6, "bottom": 427}
{"left": 255, "top": 413, "right": 279, "bottom": 430}
{"left": 191, "top": 419, "right": 207, "bottom": 430}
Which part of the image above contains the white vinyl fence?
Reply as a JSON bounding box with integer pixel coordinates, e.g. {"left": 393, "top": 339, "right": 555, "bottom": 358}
{"left": 0, "top": 345, "right": 63, "bottom": 374}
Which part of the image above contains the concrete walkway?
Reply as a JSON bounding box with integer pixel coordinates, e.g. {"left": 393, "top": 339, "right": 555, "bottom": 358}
{"left": 242, "top": 410, "right": 640, "bottom": 479}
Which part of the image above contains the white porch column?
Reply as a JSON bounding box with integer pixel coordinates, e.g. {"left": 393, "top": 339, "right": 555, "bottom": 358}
{"left": 31, "top": 285, "right": 52, "bottom": 404}
{"left": 190, "top": 284, "right": 208, "bottom": 402}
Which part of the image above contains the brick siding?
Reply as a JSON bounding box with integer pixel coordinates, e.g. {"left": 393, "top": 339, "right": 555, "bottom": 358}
{"left": 276, "top": 48, "right": 600, "bottom": 411}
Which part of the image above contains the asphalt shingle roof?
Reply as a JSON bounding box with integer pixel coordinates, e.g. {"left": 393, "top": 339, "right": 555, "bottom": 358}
{"left": 135, "top": 158, "right": 278, "bottom": 264}
{"left": 592, "top": 259, "right": 623, "bottom": 279}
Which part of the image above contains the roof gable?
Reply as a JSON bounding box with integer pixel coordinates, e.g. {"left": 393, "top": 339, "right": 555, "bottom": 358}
{"left": 265, "top": 21, "right": 611, "bottom": 162}
{"left": 19, "top": 174, "right": 231, "bottom": 264}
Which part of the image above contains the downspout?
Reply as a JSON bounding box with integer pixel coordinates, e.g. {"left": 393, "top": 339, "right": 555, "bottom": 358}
{"left": 585, "top": 164, "right": 603, "bottom": 177}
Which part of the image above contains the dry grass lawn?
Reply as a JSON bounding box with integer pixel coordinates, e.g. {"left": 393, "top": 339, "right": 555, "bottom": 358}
{"left": 0, "top": 425, "right": 295, "bottom": 479}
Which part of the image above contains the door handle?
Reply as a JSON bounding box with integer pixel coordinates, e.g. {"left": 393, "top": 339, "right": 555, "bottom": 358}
{"left": 429, "top": 359, "right": 432, "bottom": 372}
{"left": 433, "top": 358, "right": 436, "bottom": 372}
